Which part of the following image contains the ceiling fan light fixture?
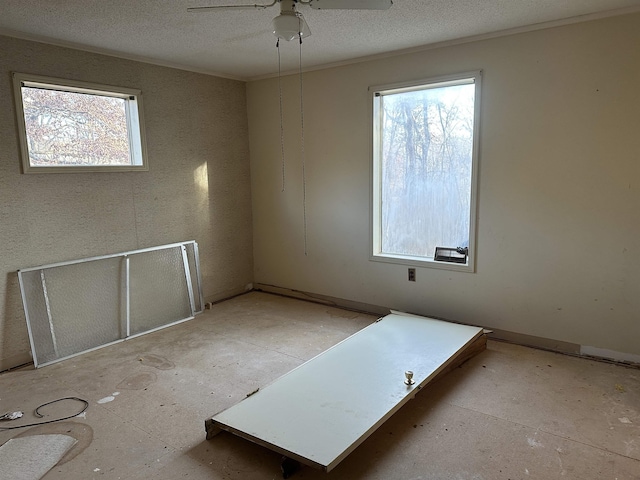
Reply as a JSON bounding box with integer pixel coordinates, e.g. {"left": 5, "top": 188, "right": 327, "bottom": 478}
{"left": 272, "top": 12, "right": 311, "bottom": 41}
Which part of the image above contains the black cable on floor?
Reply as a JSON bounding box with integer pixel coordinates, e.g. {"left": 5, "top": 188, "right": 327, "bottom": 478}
{"left": 0, "top": 397, "right": 89, "bottom": 430}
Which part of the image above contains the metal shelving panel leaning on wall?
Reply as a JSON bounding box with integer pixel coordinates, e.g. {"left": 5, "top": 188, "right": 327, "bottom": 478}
{"left": 17, "top": 241, "right": 203, "bottom": 368}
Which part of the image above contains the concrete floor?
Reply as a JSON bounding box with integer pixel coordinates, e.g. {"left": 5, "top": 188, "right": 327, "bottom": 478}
{"left": 1, "top": 291, "right": 639, "bottom": 479}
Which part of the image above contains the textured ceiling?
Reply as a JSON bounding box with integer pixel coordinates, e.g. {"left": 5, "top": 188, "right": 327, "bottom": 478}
{"left": 1, "top": 0, "right": 640, "bottom": 80}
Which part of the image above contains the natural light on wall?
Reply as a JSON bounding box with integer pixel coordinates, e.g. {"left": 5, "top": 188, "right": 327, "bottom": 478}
{"left": 12, "top": 72, "right": 149, "bottom": 174}
{"left": 370, "top": 71, "right": 481, "bottom": 272}
{"left": 194, "top": 162, "right": 209, "bottom": 193}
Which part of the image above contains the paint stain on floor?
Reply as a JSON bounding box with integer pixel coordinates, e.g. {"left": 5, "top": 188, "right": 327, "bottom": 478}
{"left": 117, "top": 372, "right": 157, "bottom": 390}
{"left": 138, "top": 354, "right": 175, "bottom": 370}
{"left": 97, "top": 392, "right": 119, "bottom": 404}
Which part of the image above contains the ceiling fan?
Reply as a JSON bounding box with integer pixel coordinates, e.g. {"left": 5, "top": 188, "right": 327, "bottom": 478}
{"left": 188, "top": 1, "right": 392, "bottom": 255}
{"left": 188, "top": 0, "right": 393, "bottom": 41}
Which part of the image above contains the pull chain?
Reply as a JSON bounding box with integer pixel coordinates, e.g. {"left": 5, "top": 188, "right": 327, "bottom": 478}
{"left": 277, "top": 39, "right": 285, "bottom": 192}
{"left": 299, "top": 33, "right": 307, "bottom": 256}
{"left": 275, "top": 28, "right": 308, "bottom": 256}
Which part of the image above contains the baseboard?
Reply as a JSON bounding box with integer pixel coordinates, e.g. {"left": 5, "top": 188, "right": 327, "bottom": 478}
{"left": 203, "top": 283, "right": 254, "bottom": 307}
{"left": 0, "top": 352, "right": 33, "bottom": 373}
{"left": 253, "top": 283, "right": 390, "bottom": 316}
{"left": 486, "top": 328, "right": 581, "bottom": 355}
{"left": 251, "top": 284, "right": 640, "bottom": 368}
{"left": 481, "top": 332, "right": 639, "bottom": 368}
{"left": 580, "top": 345, "right": 640, "bottom": 366}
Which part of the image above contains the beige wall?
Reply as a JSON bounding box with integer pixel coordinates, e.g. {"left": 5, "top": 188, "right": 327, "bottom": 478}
{"left": 0, "top": 36, "right": 253, "bottom": 370}
{"left": 248, "top": 14, "right": 640, "bottom": 358}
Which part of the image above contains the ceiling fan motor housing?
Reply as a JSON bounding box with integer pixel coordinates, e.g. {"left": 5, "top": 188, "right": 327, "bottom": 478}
{"left": 273, "top": 0, "right": 311, "bottom": 41}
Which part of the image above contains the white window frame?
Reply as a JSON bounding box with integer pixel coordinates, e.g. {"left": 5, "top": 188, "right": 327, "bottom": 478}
{"left": 12, "top": 72, "right": 149, "bottom": 174}
{"left": 370, "top": 71, "right": 482, "bottom": 273}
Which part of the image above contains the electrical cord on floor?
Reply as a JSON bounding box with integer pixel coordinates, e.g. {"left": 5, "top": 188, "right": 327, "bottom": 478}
{"left": 0, "top": 397, "right": 89, "bottom": 430}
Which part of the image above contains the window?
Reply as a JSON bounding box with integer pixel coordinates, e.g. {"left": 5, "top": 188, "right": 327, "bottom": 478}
{"left": 371, "top": 71, "right": 481, "bottom": 271}
{"left": 12, "top": 73, "right": 148, "bottom": 173}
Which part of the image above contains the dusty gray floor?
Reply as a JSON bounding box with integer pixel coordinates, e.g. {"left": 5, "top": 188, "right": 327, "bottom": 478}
{"left": 1, "top": 291, "right": 639, "bottom": 479}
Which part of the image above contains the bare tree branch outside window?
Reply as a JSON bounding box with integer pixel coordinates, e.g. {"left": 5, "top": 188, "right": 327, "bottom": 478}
{"left": 12, "top": 72, "right": 148, "bottom": 174}
{"left": 22, "top": 88, "right": 131, "bottom": 166}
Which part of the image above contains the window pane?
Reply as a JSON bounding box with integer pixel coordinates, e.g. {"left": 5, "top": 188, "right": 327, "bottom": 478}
{"left": 380, "top": 82, "right": 475, "bottom": 259}
{"left": 21, "top": 87, "right": 132, "bottom": 167}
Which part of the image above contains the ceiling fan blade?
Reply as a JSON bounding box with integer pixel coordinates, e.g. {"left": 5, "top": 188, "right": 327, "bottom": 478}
{"left": 187, "top": 1, "right": 276, "bottom": 12}
{"left": 306, "top": 0, "right": 392, "bottom": 10}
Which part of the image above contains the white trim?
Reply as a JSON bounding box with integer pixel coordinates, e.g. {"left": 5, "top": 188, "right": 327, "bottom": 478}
{"left": 370, "top": 70, "right": 481, "bottom": 273}
{"left": 370, "top": 75, "right": 476, "bottom": 96}
{"left": 1, "top": 6, "right": 638, "bottom": 82}
{"left": 370, "top": 253, "right": 475, "bottom": 272}
{"left": 17, "top": 74, "right": 141, "bottom": 98}
{"left": 12, "top": 72, "right": 149, "bottom": 174}
{"left": 0, "top": 27, "right": 245, "bottom": 82}
{"left": 249, "top": 5, "right": 640, "bottom": 81}
{"left": 580, "top": 346, "right": 640, "bottom": 365}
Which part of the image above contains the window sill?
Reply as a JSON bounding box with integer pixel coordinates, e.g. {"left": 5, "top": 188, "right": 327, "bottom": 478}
{"left": 370, "top": 253, "right": 475, "bottom": 273}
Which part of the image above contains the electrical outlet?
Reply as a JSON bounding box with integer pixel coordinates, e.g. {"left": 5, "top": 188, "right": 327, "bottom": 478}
{"left": 408, "top": 268, "right": 416, "bottom": 282}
